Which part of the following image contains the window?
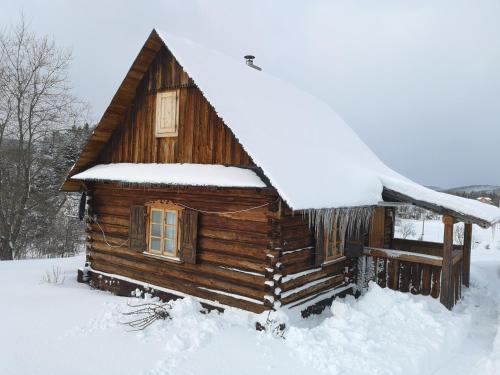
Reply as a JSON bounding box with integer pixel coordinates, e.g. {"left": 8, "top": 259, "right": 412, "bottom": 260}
{"left": 148, "top": 204, "right": 181, "bottom": 258}
{"left": 324, "top": 224, "right": 344, "bottom": 261}
{"left": 155, "top": 90, "right": 179, "bottom": 137}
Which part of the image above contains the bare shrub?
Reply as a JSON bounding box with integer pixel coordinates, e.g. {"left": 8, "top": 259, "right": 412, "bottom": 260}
{"left": 398, "top": 221, "right": 417, "bottom": 239}
{"left": 255, "top": 311, "right": 286, "bottom": 338}
{"left": 121, "top": 301, "right": 172, "bottom": 331}
{"left": 42, "top": 266, "right": 65, "bottom": 284}
{"left": 454, "top": 225, "right": 465, "bottom": 246}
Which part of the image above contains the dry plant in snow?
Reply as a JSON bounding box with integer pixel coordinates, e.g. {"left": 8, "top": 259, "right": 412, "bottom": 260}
{"left": 121, "top": 301, "right": 172, "bottom": 331}
{"left": 41, "top": 266, "right": 65, "bottom": 284}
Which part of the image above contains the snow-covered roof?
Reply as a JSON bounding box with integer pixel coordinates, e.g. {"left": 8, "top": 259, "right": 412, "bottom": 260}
{"left": 71, "top": 163, "right": 266, "bottom": 188}
{"left": 382, "top": 176, "right": 500, "bottom": 227}
{"left": 156, "top": 31, "right": 500, "bottom": 226}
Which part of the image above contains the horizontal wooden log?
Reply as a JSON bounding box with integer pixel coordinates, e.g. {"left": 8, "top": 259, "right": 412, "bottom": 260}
{"left": 91, "top": 260, "right": 267, "bottom": 313}
{"left": 364, "top": 247, "right": 443, "bottom": 267}
{"left": 197, "top": 251, "right": 266, "bottom": 273}
{"left": 392, "top": 238, "right": 462, "bottom": 257}
{"left": 89, "top": 238, "right": 267, "bottom": 281}
{"left": 200, "top": 227, "right": 269, "bottom": 245}
{"left": 280, "top": 274, "right": 345, "bottom": 306}
{"left": 280, "top": 247, "right": 314, "bottom": 265}
{"left": 281, "top": 237, "right": 314, "bottom": 252}
{"left": 198, "top": 237, "right": 268, "bottom": 261}
{"left": 93, "top": 181, "right": 276, "bottom": 199}
{"left": 90, "top": 250, "right": 265, "bottom": 301}
{"left": 280, "top": 261, "right": 345, "bottom": 292}
{"left": 92, "top": 186, "right": 273, "bottom": 208}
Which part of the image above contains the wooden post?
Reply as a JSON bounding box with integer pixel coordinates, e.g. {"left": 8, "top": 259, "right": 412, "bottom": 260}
{"left": 369, "top": 207, "right": 386, "bottom": 248}
{"left": 440, "top": 215, "right": 454, "bottom": 309}
{"left": 462, "top": 223, "right": 472, "bottom": 287}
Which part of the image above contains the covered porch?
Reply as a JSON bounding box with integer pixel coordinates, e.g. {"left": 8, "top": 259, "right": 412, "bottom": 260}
{"left": 360, "top": 187, "right": 484, "bottom": 310}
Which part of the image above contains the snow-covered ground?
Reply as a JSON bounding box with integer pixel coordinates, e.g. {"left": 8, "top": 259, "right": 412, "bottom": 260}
{"left": 1, "top": 222, "right": 499, "bottom": 375}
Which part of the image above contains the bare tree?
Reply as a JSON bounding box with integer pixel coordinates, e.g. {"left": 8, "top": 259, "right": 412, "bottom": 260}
{"left": 398, "top": 221, "right": 417, "bottom": 240}
{"left": 454, "top": 225, "right": 464, "bottom": 246}
{"left": 0, "top": 17, "right": 88, "bottom": 260}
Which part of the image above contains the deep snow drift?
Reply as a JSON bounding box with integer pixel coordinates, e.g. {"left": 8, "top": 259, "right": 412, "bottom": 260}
{"left": 0, "top": 222, "right": 499, "bottom": 375}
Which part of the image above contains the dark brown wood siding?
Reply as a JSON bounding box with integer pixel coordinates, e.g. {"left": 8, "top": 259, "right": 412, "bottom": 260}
{"left": 86, "top": 182, "right": 278, "bottom": 313}
{"left": 274, "top": 210, "right": 353, "bottom": 308}
{"left": 96, "top": 46, "right": 253, "bottom": 166}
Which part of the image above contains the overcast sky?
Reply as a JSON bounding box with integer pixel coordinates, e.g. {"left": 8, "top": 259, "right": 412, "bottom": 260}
{"left": 1, "top": 0, "right": 499, "bottom": 188}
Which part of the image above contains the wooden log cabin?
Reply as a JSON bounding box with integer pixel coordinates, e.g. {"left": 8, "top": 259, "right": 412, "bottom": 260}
{"left": 62, "top": 30, "right": 500, "bottom": 315}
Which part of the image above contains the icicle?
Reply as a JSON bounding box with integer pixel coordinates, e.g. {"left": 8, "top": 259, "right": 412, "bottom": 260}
{"left": 305, "top": 206, "right": 375, "bottom": 241}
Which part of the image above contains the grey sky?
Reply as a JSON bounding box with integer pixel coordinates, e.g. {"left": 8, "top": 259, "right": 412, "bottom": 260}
{"left": 1, "top": 0, "right": 499, "bottom": 188}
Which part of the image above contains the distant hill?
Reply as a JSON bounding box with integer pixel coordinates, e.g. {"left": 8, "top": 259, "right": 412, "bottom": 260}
{"left": 442, "top": 185, "right": 500, "bottom": 206}
{"left": 444, "top": 185, "right": 500, "bottom": 194}
{"left": 425, "top": 185, "right": 444, "bottom": 192}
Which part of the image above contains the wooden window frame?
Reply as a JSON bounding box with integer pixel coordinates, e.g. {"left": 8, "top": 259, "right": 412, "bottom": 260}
{"left": 155, "top": 90, "right": 179, "bottom": 138}
{"left": 145, "top": 201, "right": 183, "bottom": 259}
{"left": 324, "top": 223, "right": 344, "bottom": 262}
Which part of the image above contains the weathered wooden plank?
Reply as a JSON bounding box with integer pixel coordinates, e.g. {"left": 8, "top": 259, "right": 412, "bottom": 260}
{"left": 363, "top": 247, "right": 442, "bottom": 267}
{"left": 440, "top": 215, "right": 454, "bottom": 309}
{"left": 421, "top": 265, "right": 431, "bottom": 296}
{"left": 91, "top": 251, "right": 264, "bottom": 301}
{"left": 369, "top": 207, "right": 385, "bottom": 248}
{"left": 89, "top": 240, "right": 266, "bottom": 287}
{"left": 462, "top": 223, "right": 472, "bottom": 287}
{"left": 280, "top": 262, "right": 345, "bottom": 292}
{"left": 399, "top": 261, "right": 411, "bottom": 292}
{"left": 410, "top": 263, "right": 421, "bottom": 294}
{"left": 91, "top": 260, "right": 266, "bottom": 313}
{"left": 431, "top": 266, "right": 441, "bottom": 298}
{"left": 377, "top": 258, "right": 387, "bottom": 288}
{"left": 280, "top": 274, "right": 345, "bottom": 306}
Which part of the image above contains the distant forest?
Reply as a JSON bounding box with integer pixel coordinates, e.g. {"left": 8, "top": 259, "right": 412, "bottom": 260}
{"left": 444, "top": 187, "right": 500, "bottom": 207}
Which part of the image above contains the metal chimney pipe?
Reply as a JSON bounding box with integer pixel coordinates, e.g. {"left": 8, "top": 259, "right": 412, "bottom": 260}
{"left": 244, "top": 55, "right": 262, "bottom": 71}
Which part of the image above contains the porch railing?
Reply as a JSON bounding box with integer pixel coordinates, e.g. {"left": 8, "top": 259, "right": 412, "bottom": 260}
{"left": 360, "top": 246, "right": 463, "bottom": 306}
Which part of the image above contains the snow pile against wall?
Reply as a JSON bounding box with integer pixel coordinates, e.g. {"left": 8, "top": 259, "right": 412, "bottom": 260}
{"left": 156, "top": 31, "right": 500, "bottom": 226}
{"left": 286, "top": 282, "right": 470, "bottom": 375}
{"left": 71, "top": 163, "right": 266, "bottom": 188}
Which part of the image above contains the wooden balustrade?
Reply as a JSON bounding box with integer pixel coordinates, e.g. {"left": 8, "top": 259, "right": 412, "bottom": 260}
{"left": 361, "top": 246, "right": 463, "bottom": 306}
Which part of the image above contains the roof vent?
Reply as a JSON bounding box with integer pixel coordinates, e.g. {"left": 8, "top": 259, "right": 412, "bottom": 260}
{"left": 244, "top": 55, "right": 262, "bottom": 71}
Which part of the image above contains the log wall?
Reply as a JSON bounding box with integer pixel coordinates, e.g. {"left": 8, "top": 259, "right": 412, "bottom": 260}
{"left": 86, "top": 182, "right": 279, "bottom": 313}
{"left": 97, "top": 46, "right": 253, "bottom": 166}
{"left": 83, "top": 45, "right": 356, "bottom": 314}
{"left": 272, "top": 211, "right": 354, "bottom": 309}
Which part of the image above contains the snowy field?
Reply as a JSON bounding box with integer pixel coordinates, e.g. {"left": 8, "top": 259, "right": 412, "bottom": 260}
{"left": 1, "top": 221, "right": 499, "bottom": 375}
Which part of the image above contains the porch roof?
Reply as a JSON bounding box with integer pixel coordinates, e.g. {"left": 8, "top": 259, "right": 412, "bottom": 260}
{"left": 381, "top": 176, "right": 500, "bottom": 228}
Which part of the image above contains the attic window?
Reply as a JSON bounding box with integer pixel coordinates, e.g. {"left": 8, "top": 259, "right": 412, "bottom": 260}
{"left": 155, "top": 90, "right": 179, "bottom": 137}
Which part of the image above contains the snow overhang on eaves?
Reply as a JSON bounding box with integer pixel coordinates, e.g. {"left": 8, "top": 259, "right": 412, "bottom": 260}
{"left": 70, "top": 163, "right": 267, "bottom": 189}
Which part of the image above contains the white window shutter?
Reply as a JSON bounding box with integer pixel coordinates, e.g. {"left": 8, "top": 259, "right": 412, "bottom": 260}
{"left": 155, "top": 90, "right": 179, "bottom": 137}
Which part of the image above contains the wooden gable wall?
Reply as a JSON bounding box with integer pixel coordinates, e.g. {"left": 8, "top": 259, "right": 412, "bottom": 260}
{"left": 97, "top": 46, "right": 254, "bottom": 166}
